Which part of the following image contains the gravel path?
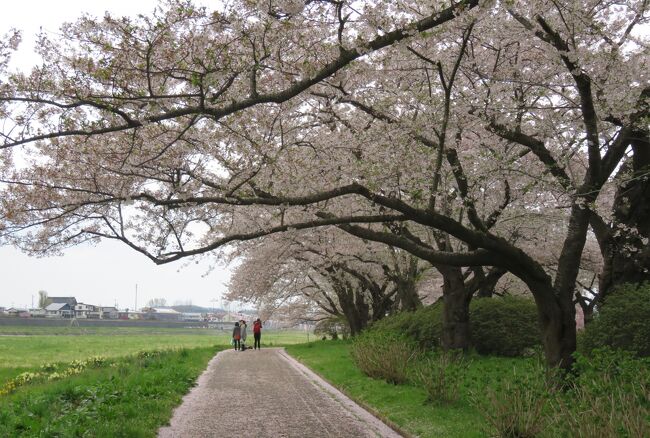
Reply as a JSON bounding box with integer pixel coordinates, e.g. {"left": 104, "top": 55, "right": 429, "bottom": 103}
{"left": 158, "top": 348, "right": 402, "bottom": 438}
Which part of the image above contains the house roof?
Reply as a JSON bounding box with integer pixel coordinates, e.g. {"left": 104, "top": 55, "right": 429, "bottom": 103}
{"left": 49, "top": 297, "right": 77, "bottom": 306}
{"left": 45, "top": 302, "right": 70, "bottom": 311}
{"left": 152, "top": 307, "right": 180, "bottom": 314}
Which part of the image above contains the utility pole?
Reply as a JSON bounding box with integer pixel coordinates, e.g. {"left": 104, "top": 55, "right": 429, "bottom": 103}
{"left": 135, "top": 284, "right": 138, "bottom": 311}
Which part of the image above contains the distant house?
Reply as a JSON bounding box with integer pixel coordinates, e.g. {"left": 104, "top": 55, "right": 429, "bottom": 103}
{"left": 142, "top": 307, "right": 181, "bottom": 321}
{"left": 182, "top": 313, "right": 204, "bottom": 322}
{"left": 101, "top": 307, "right": 119, "bottom": 319}
{"left": 48, "top": 297, "right": 78, "bottom": 307}
{"left": 6, "top": 308, "right": 30, "bottom": 317}
{"left": 30, "top": 308, "right": 47, "bottom": 318}
{"left": 128, "top": 311, "right": 144, "bottom": 320}
{"left": 75, "top": 303, "right": 100, "bottom": 319}
{"left": 45, "top": 302, "right": 74, "bottom": 318}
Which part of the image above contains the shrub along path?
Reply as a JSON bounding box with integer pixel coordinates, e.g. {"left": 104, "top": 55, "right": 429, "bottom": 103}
{"left": 158, "top": 348, "right": 401, "bottom": 438}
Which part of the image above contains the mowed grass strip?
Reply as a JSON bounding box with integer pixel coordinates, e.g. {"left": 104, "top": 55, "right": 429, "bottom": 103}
{"left": 0, "top": 346, "right": 222, "bottom": 437}
{"left": 0, "top": 330, "right": 221, "bottom": 385}
{"left": 0, "top": 333, "right": 219, "bottom": 369}
{"left": 285, "top": 340, "right": 535, "bottom": 438}
{"left": 0, "top": 327, "right": 312, "bottom": 384}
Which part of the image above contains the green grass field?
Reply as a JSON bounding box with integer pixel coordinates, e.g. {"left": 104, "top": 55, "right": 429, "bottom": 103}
{"left": 2, "top": 328, "right": 647, "bottom": 437}
{"left": 0, "top": 325, "right": 311, "bottom": 384}
{"left": 0, "top": 325, "right": 313, "bottom": 437}
{"left": 286, "top": 340, "right": 487, "bottom": 437}
{"left": 286, "top": 341, "right": 650, "bottom": 438}
{"left": 0, "top": 347, "right": 222, "bottom": 437}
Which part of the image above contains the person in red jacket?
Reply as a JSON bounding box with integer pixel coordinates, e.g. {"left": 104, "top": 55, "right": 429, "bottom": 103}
{"left": 253, "top": 318, "right": 262, "bottom": 350}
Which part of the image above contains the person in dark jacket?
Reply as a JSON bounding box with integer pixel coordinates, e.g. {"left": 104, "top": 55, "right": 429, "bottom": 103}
{"left": 232, "top": 322, "right": 241, "bottom": 351}
{"left": 240, "top": 320, "right": 248, "bottom": 350}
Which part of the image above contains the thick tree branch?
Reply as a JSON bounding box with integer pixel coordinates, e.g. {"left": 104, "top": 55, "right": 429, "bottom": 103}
{"left": 1, "top": 0, "right": 479, "bottom": 150}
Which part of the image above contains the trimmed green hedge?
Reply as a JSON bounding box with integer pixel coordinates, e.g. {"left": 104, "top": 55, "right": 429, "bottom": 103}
{"left": 470, "top": 296, "right": 541, "bottom": 357}
{"left": 368, "top": 302, "right": 443, "bottom": 350}
{"left": 364, "top": 296, "right": 542, "bottom": 357}
{"left": 581, "top": 282, "right": 650, "bottom": 357}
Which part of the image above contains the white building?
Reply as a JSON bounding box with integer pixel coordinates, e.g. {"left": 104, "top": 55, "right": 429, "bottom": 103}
{"left": 182, "top": 312, "right": 204, "bottom": 322}
{"left": 142, "top": 307, "right": 181, "bottom": 321}
{"left": 75, "top": 303, "right": 101, "bottom": 319}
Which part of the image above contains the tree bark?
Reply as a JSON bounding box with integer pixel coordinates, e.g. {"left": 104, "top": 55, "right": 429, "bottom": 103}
{"left": 393, "top": 258, "right": 422, "bottom": 311}
{"left": 600, "top": 135, "right": 650, "bottom": 299}
{"left": 526, "top": 277, "right": 577, "bottom": 372}
{"left": 439, "top": 266, "right": 472, "bottom": 351}
{"left": 335, "top": 283, "right": 369, "bottom": 336}
{"left": 472, "top": 266, "right": 506, "bottom": 298}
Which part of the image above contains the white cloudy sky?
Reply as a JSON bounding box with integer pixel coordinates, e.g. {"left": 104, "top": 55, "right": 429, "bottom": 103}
{"left": 0, "top": 1, "right": 235, "bottom": 310}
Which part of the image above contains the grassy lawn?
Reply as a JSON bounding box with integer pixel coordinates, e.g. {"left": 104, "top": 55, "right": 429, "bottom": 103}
{"left": 286, "top": 341, "right": 649, "bottom": 438}
{"left": 0, "top": 325, "right": 314, "bottom": 436}
{"left": 0, "top": 333, "right": 218, "bottom": 383}
{"left": 0, "top": 346, "right": 222, "bottom": 437}
{"left": 0, "top": 326, "right": 228, "bottom": 436}
{"left": 286, "top": 340, "right": 566, "bottom": 438}
{"left": 0, "top": 326, "right": 311, "bottom": 384}
{"left": 287, "top": 340, "right": 487, "bottom": 437}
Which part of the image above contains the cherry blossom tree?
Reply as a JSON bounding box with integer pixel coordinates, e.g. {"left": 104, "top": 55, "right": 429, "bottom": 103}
{"left": 0, "top": 0, "right": 647, "bottom": 372}
{"left": 227, "top": 228, "right": 428, "bottom": 333}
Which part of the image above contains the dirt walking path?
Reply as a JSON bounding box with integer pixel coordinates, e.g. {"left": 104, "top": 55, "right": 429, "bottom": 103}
{"left": 158, "top": 347, "right": 402, "bottom": 438}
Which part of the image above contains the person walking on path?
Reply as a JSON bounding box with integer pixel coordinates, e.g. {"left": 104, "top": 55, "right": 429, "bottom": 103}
{"left": 253, "top": 318, "right": 262, "bottom": 350}
{"left": 232, "top": 322, "right": 241, "bottom": 351}
{"left": 240, "top": 320, "right": 248, "bottom": 350}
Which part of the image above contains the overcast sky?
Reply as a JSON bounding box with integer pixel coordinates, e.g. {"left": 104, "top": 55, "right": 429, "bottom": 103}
{"left": 0, "top": 1, "right": 235, "bottom": 310}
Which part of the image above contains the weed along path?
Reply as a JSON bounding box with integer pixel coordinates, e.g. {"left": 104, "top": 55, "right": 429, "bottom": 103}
{"left": 158, "top": 348, "right": 402, "bottom": 438}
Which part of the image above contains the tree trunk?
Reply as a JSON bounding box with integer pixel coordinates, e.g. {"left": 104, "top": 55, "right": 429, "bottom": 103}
{"left": 336, "top": 287, "right": 369, "bottom": 336}
{"left": 524, "top": 276, "right": 577, "bottom": 373}
{"left": 600, "top": 137, "right": 650, "bottom": 299}
{"left": 439, "top": 266, "right": 472, "bottom": 351}
{"left": 473, "top": 266, "right": 506, "bottom": 298}
{"left": 395, "top": 276, "right": 421, "bottom": 311}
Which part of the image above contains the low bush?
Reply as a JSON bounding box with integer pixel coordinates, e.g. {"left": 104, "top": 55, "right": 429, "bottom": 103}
{"left": 480, "top": 384, "right": 549, "bottom": 438}
{"left": 413, "top": 351, "right": 467, "bottom": 405}
{"left": 351, "top": 331, "right": 419, "bottom": 384}
{"left": 549, "top": 348, "right": 650, "bottom": 437}
{"left": 368, "top": 302, "right": 443, "bottom": 350}
{"left": 366, "top": 297, "right": 540, "bottom": 357}
{"left": 580, "top": 282, "right": 650, "bottom": 356}
{"left": 470, "top": 296, "right": 541, "bottom": 357}
{"left": 471, "top": 361, "right": 550, "bottom": 438}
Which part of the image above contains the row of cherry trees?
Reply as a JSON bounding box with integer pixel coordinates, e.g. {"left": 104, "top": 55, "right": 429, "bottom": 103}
{"left": 226, "top": 228, "right": 426, "bottom": 335}
{"left": 1, "top": 0, "right": 648, "bottom": 371}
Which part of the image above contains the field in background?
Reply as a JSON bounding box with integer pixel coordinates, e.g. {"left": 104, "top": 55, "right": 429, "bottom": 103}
{"left": 0, "top": 325, "right": 312, "bottom": 384}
